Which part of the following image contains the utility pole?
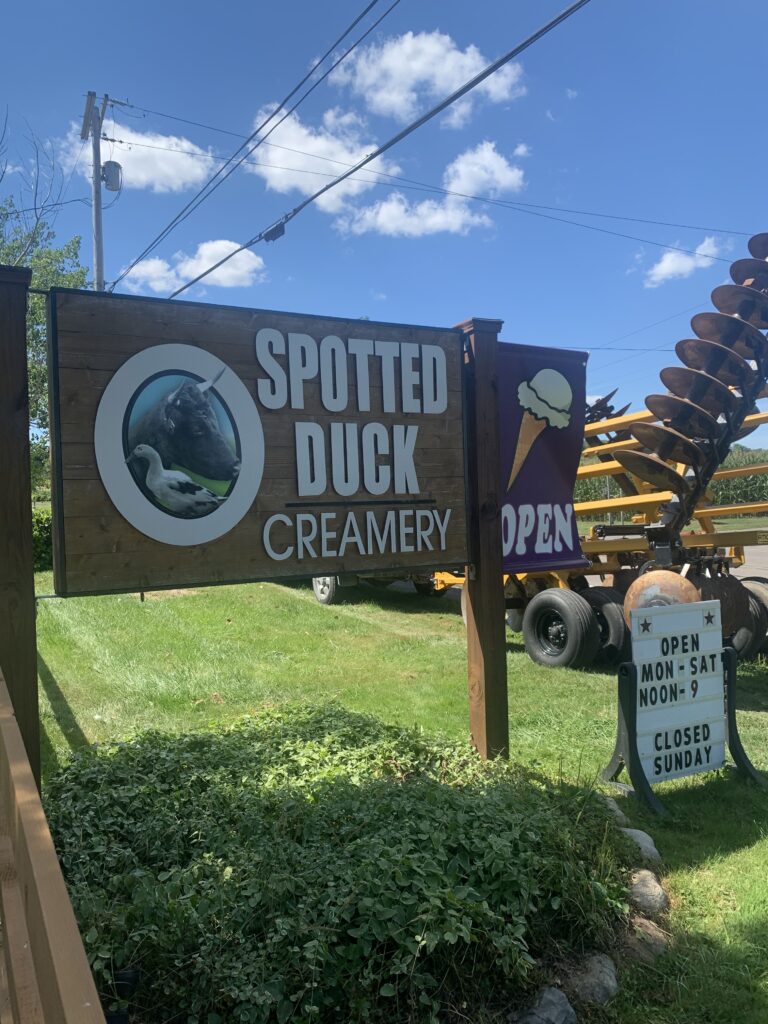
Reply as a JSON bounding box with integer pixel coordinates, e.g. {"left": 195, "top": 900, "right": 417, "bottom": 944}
{"left": 80, "top": 91, "right": 107, "bottom": 291}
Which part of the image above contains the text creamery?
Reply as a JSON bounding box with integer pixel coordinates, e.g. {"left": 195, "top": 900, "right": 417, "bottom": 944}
{"left": 253, "top": 328, "right": 455, "bottom": 562}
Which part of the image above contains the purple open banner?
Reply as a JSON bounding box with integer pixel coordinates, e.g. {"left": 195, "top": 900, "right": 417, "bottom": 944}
{"left": 497, "top": 342, "right": 589, "bottom": 573}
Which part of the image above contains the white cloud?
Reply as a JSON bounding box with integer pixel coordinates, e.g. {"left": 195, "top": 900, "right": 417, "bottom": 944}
{"left": 545, "top": 110, "right": 556, "bottom": 122}
{"left": 444, "top": 141, "right": 524, "bottom": 196}
{"left": 243, "top": 107, "right": 400, "bottom": 213}
{"left": 566, "top": 88, "right": 579, "bottom": 100}
{"left": 60, "top": 121, "right": 217, "bottom": 194}
{"left": 122, "top": 240, "right": 266, "bottom": 295}
{"left": 340, "top": 192, "right": 492, "bottom": 237}
{"left": 339, "top": 141, "right": 524, "bottom": 238}
{"left": 331, "top": 30, "right": 525, "bottom": 128}
{"left": 513, "top": 143, "right": 531, "bottom": 158}
{"left": 644, "top": 236, "right": 719, "bottom": 288}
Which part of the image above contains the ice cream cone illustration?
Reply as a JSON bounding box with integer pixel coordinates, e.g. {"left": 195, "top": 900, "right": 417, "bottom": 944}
{"left": 507, "top": 368, "right": 573, "bottom": 491}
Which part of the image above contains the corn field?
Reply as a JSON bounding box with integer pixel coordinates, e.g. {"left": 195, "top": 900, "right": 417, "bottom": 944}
{"left": 575, "top": 445, "right": 768, "bottom": 507}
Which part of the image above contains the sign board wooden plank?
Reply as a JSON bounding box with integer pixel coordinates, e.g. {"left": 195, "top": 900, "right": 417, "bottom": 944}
{"left": 603, "top": 597, "right": 765, "bottom": 813}
{"left": 48, "top": 290, "right": 468, "bottom": 596}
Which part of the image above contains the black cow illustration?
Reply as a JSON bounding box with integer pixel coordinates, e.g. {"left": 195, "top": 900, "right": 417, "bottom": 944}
{"left": 128, "top": 371, "right": 240, "bottom": 482}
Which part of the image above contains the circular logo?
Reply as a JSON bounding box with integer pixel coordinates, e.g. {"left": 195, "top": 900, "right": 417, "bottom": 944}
{"left": 95, "top": 345, "right": 264, "bottom": 545}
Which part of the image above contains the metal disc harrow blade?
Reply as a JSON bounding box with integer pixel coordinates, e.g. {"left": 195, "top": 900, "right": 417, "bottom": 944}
{"left": 730, "top": 257, "right": 768, "bottom": 291}
{"left": 615, "top": 449, "right": 691, "bottom": 497}
{"left": 623, "top": 570, "right": 700, "bottom": 625}
{"left": 686, "top": 572, "right": 750, "bottom": 636}
{"left": 630, "top": 421, "right": 707, "bottom": 468}
{"left": 748, "top": 233, "right": 768, "bottom": 260}
{"left": 675, "top": 338, "right": 758, "bottom": 388}
{"left": 659, "top": 366, "right": 741, "bottom": 418}
{"left": 645, "top": 393, "right": 721, "bottom": 440}
{"left": 691, "top": 311, "right": 768, "bottom": 362}
{"left": 711, "top": 284, "right": 768, "bottom": 329}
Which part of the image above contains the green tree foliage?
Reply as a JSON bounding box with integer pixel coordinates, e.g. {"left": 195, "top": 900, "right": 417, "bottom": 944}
{"left": 0, "top": 199, "right": 87, "bottom": 428}
{"left": 29, "top": 433, "right": 50, "bottom": 494}
{"left": 1, "top": 128, "right": 89, "bottom": 429}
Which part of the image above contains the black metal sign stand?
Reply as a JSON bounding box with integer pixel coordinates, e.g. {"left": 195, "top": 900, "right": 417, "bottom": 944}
{"left": 602, "top": 648, "right": 766, "bottom": 814}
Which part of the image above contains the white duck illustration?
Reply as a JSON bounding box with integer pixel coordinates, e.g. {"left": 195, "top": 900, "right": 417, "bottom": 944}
{"left": 126, "top": 444, "right": 226, "bottom": 518}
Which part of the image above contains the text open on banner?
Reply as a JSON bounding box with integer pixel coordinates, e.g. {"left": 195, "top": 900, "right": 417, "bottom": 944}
{"left": 497, "top": 342, "right": 589, "bottom": 573}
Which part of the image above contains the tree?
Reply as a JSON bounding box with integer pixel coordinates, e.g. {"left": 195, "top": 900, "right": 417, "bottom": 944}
{"left": 0, "top": 122, "right": 89, "bottom": 430}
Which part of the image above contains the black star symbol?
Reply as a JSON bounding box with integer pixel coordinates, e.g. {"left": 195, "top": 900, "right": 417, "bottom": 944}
{"left": 705, "top": 611, "right": 715, "bottom": 625}
{"left": 640, "top": 619, "right": 652, "bottom": 633}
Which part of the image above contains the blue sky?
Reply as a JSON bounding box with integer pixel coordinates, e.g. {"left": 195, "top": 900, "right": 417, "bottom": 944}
{"left": 3, "top": 0, "right": 768, "bottom": 443}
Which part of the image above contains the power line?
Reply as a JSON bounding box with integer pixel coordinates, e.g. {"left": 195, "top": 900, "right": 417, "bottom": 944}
{"left": 548, "top": 303, "right": 705, "bottom": 353}
{"left": 95, "top": 97, "right": 751, "bottom": 239}
{"left": 167, "top": 0, "right": 594, "bottom": 298}
{"left": 100, "top": 132, "right": 749, "bottom": 242}
{"left": 105, "top": 143, "right": 733, "bottom": 303}
{"left": 110, "top": 0, "right": 399, "bottom": 290}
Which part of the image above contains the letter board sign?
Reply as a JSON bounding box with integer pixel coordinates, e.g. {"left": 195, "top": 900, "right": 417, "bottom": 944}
{"left": 603, "top": 598, "right": 764, "bottom": 813}
{"left": 48, "top": 290, "right": 467, "bottom": 596}
{"left": 630, "top": 601, "right": 726, "bottom": 782}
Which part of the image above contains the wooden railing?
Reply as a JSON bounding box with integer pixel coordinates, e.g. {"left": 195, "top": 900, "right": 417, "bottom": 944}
{"left": 0, "top": 669, "right": 104, "bottom": 1022}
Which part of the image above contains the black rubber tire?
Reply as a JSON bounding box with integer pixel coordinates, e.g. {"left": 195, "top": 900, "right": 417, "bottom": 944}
{"left": 739, "top": 580, "right": 768, "bottom": 657}
{"left": 581, "top": 586, "right": 631, "bottom": 667}
{"left": 522, "top": 589, "right": 601, "bottom": 669}
{"left": 312, "top": 576, "right": 339, "bottom": 605}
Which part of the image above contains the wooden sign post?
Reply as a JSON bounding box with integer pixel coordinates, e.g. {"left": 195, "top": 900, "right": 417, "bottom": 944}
{"left": 0, "top": 266, "right": 40, "bottom": 784}
{"left": 460, "top": 318, "right": 509, "bottom": 759}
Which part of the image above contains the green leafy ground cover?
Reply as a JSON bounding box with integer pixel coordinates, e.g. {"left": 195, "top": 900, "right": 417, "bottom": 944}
{"left": 35, "top": 574, "right": 768, "bottom": 1023}
{"left": 47, "top": 706, "right": 627, "bottom": 1023}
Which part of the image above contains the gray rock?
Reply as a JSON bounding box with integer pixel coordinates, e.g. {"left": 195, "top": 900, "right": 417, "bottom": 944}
{"left": 629, "top": 869, "right": 669, "bottom": 917}
{"left": 623, "top": 916, "right": 669, "bottom": 964}
{"left": 567, "top": 953, "right": 618, "bottom": 1005}
{"left": 514, "top": 986, "right": 576, "bottom": 1024}
{"left": 602, "top": 795, "right": 630, "bottom": 827}
{"left": 620, "top": 827, "right": 662, "bottom": 864}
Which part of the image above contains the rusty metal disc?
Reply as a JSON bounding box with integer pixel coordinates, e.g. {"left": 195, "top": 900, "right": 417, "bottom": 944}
{"left": 659, "top": 366, "right": 740, "bottom": 418}
{"left": 615, "top": 450, "right": 691, "bottom": 496}
{"left": 631, "top": 421, "right": 707, "bottom": 467}
{"left": 730, "top": 258, "right": 768, "bottom": 292}
{"left": 748, "top": 233, "right": 768, "bottom": 260}
{"left": 623, "top": 570, "right": 699, "bottom": 625}
{"left": 711, "top": 284, "right": 768, "bottom": 329}
{"left": 691, "top": 311, "right": 768, "bottom": 361}
{"left": 686, "top": 572, "right": 750, "bottom": 636}
{"left": 645, "top": 393, "right": 721, "bottom": 439}
{"left": 675, "top": 338, "right": 758, "bottom": 388}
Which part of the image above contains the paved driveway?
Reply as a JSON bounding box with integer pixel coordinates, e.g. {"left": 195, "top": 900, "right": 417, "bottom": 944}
{"left": 733, "top": 546, "right": 768, "bottom": 580}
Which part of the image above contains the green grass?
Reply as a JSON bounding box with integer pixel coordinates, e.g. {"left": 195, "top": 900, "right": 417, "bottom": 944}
{"left": 35, "top": 573, "right": 768, "bottom": 1023}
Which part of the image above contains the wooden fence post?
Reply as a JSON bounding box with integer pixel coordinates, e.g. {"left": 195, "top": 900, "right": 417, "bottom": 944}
{"left": 0, "top": 266, "right": 40, "bottom": 785}
{"left": 458, "top": 317, "right": 509, "bottom": 759}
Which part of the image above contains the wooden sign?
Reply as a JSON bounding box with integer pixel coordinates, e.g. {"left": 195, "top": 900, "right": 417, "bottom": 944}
{"left": 48, "top": 290, "right": 467, "bottom": 596}
{"left": 603, "top": 599, "right": 764, "bottom": 813}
